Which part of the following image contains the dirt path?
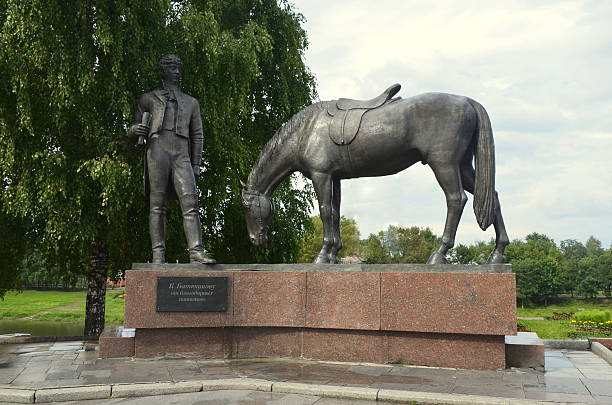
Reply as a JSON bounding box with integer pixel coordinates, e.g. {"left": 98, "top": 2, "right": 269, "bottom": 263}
{"left": 15, "top": 300, "right": 84, "bottom": 321}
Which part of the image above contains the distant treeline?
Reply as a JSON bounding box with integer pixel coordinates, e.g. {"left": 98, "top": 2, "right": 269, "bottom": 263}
{"left": 299, "top": 217, "right": 612, "bottom": 305}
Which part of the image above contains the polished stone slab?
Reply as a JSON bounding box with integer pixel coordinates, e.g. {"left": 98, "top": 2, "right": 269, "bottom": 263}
{"left": 505, "top": 332, "right": 544, "bottom": 369}
{"left": 120, "top": 264, "right": 516, "bottom": 369}
{"left": 380, "top": 272, "right": 515, "bottom": 335}
{"left": 124, "top": 270, "right": 235, "bottom": 329}
{"left": 233, "top": 272, "right": 306, "bottom": 327}
{"left": 306, "top": 272, "right": 380, "bottom": 330}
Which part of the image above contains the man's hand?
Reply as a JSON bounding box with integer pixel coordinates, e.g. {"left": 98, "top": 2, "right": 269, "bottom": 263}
{"left": 133, "top": 123, "right": 149, "bottom": 138}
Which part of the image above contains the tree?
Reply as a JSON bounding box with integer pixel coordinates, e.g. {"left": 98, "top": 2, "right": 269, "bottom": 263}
{"left": 0, "top": 0, "right": 316, "bottom": 335}
{"left": 360, "top": 225, "right": 440, "bottom": 264}
{"left": 394, "top": 226, "right": 440, "bottom": 263}
{"left": 558, "top": 239, "right": 587, "bottom": 296}
{"left": 0, "top": 209, "right": 30, "bottom": 297}
{"left": 298, "top": 216, "right": 361, "bottom": 262}
{"left": 599, "top": 249, "right": 612, "bottom": 297}
{"left": 513, "top": 256, "right": 562, "bottom": 306}
{"left": 505, "top": 233, "right": 562, "bottom": 305}
{"left": 573, "top": 236, "right": 607, "bottom": 298}
{"left": 575, "top": 256, "right": 600, "bottom": 298}
{"left": 585, "top": 236, "right": 604, "bottom": 257}
{"left": 361, "top": 233, "right": 390, "bottom": 264}
{"left": 448, "top": 240, "right": 494, "bottom": 264}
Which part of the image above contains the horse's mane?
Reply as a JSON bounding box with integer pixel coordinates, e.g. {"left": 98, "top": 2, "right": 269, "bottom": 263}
{"left": 247, "top": 101, "right": 328, "bottom": 185}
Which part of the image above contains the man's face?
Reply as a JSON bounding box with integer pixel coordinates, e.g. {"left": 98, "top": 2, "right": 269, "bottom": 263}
{"left": 160, "top": 62, "right": 181, "bottom": 85}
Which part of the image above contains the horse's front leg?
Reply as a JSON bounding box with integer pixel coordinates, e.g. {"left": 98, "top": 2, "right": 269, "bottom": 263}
{"left": 329, "top": 177, "right": 343, "bottom": 263}
{"left": 312, "top": 172, "right": 334, "bottom": 264}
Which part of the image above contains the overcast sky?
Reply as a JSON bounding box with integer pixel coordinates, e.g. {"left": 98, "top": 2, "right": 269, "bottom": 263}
{"left": 292, "top": 0, "right": 612, "bottom": 247}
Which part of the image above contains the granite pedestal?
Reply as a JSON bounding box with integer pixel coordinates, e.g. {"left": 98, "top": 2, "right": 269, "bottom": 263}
{"left": 100, "top": 264, "right": 516, "bottom": 370}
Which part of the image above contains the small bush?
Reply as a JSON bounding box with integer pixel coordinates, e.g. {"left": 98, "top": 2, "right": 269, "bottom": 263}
{"left": 552, "top": 312, "right": 573, "bottom": 320}
{"left": 573, "top": 310, "right": 611, "bottom": 323}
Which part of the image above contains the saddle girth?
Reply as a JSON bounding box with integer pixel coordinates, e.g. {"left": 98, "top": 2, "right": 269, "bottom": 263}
{"left": 327, "top": 83, "right": 401, "bottom": 146}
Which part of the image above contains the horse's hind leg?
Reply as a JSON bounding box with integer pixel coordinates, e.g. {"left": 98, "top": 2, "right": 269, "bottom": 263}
{"left": 427, "top": 163, "right": 467, "bottom": 264}
{"left": 311, "top": 172, "right": 335, "bottom": 264}
{"left": 330, "top": 177, "right": 343, "bottom": 263}
{"left": 460, "top": 159, "right": 509, "bottom": 263}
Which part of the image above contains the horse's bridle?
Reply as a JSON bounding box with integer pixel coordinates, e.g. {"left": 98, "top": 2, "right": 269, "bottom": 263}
{"left": 242, "top": 189, "right": 274, "bottom": 241}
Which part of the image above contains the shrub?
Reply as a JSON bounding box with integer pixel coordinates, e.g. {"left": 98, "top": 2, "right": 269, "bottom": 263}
{"left": 573, "top": 310, "right": 611, "bottom": 323}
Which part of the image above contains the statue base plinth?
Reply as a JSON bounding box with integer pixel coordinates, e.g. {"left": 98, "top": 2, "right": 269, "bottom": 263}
{"left": 100, "top": 264, "right": 517, "bottom": 370}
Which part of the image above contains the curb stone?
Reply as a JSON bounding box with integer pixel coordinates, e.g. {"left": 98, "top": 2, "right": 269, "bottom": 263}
{"left": 379, "top": 389, "right": 507, "bottom": 404}
{"left": 377, "top": 389, "right": 591, "bottom": 404}
{"left": 200, "top": 378, "right": 272, "bottom": 392}
{"left": 0, "top": 388, "right": 35, "bottom": 404}
{"left": 35, "top": 385, "right": 111, "bottom": 403}
{"left": 542, "top": 339, "right": 590, "bottom": 350}
{"left": 0, "top": 378, "right": 600, "bottom": 404}
{"left": 591, "top": 342, "right": 612, "bottom": 366}
{"left": 272, "top": 382, "right": 378, "bottom": 401}
{"left": 111, "top": 381, "right": 203, "bottom": 398}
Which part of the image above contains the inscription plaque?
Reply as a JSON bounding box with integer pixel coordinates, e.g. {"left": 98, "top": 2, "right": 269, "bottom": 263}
{"left": 156, "top": 276, "right": 228, "bottom": 312}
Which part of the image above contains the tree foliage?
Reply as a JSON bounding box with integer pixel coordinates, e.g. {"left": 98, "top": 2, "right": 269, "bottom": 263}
{"left": 0, "top": 0, "right": 316, "bottom": 298}
{"left": 298, "top": 216, "right": 361, "bottom": 263}
{"left": 361, "top": 225, "right": 440, "bottom": 264}
{"left": 448, "top": 240, "right": 494, "bottom": 264}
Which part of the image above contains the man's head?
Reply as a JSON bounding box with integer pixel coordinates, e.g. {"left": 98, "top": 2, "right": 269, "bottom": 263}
{"left": 159, "top": 54, "right": 182, "bottom": 85}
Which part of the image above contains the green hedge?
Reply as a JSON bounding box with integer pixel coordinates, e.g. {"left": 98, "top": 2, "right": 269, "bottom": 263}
{"left": 573, "top": 310, "right": 611, "bottom": 323}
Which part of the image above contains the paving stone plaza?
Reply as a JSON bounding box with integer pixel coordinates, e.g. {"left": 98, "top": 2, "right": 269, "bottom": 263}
{"left": 1, "top": 341, "right": 612, "bottom": 404}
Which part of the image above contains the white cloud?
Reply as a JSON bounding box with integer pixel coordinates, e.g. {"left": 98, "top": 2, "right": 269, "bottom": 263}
{"left": 293, "top": 0, "right": 612, "bottom": 247}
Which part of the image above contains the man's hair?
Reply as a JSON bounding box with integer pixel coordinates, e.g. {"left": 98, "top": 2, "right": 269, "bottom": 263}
{"left": 159, "top": 54, "right": 183, "bottom": 75}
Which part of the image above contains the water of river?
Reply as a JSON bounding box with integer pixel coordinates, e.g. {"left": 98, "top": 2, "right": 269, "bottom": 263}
{"left": 0, "top": 320, "right": 83, "bottom": 336}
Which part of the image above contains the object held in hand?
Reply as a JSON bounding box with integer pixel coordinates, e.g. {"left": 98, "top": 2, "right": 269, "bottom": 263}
{"left": 137, "top": 112, "right": 151, "bottom": 145}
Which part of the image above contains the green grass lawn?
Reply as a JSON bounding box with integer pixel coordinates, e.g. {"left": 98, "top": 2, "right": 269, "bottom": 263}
{"left": 517, "top": 298, "right": 612, "bottom": 339}
{"left": 517, "top": 298, "right": 611, "bottom": 318}
{"left": 0, "top": 289, "right": 125, "bottom": 326}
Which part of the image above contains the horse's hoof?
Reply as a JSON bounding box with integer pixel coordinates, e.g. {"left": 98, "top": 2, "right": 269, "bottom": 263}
{"left": 486, "top": 251, "right": 506, "bottom": 264}
{"left": 426, "top": 252, "right": 447, "bottom": 264}
{"left": 314, "top": 254, "right": 330, "bottom": 264}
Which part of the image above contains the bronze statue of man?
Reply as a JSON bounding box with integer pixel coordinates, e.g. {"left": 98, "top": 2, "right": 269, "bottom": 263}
{"left": 127, "top": 54, "right": 215, "bottom": 264}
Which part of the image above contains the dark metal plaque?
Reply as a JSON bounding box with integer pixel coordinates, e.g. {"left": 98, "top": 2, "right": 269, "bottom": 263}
{"left": 156, "top": 276, "right": 228, "bottom": 312}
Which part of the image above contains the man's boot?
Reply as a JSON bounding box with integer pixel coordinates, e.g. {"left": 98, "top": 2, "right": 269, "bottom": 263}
{"left": 190, "top": 248, "right": 216, "bottom": 264}
{"left": 150, "top": 192, "right": 167, "bottom": 264}
{"left": 181, "top": 193, "right": 216, "bottom": 264}
{"left": 152, "top": 249, "right": 165, "bottom": 264}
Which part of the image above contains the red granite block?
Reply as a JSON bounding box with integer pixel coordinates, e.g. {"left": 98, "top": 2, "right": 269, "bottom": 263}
{"left": 99, "top": 327, "right": 134, "bottom": 358}
{"left": 506, "top": 343, "right": 544, "bottom": 369}
{"left": 233, "top": 272, "right": 306, "bottom": 327}
{"left": 386, "top": 332, "right": 506, "bottom": 370}
{"left": 589, "top": 338, "right": 612, "bottom": 350}
{"left": 124, "top": 270, "right": 233, "bottom": 328}
{"left": 303, "top": 329, "right": 384, "bottom": 363}
{"left": 233, "top": 327, "right": 301, "bottom": 359}
{"left": 134, "top": 328, "right": 230, "bottom": 358}
{"left": 306, "top": 272, "right": 380, "bottom": 330}
{"left": 381, "top": 272, "right": 516, "bottom": 335}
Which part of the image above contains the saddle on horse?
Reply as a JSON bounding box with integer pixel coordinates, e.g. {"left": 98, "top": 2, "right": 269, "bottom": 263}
{"left": 327, "top": 83, "right": 401, "bottom": 145}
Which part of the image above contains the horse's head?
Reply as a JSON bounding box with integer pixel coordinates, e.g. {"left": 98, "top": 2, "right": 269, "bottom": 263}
{"left": 241, "top": 188, "right": 274, "bottom": 247}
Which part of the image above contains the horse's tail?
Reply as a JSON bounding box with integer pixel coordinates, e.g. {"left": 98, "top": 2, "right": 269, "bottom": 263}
{"left": 468, "top": 98, "right": 496, "bottom": 230}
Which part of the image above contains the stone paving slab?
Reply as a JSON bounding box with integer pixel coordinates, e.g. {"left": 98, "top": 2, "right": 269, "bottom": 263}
{"left": 1, "top": 342, "right": 612, "bottom": 404}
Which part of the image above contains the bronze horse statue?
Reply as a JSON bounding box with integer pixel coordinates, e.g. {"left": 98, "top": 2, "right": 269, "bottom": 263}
{"left": 242, "top": 84, "right": 509, "bottom": 264}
